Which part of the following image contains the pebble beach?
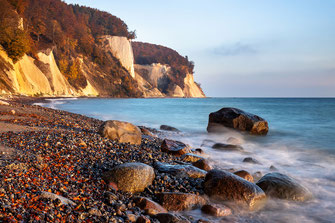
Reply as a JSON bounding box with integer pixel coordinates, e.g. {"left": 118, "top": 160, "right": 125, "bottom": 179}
{"left": 0, "top": 97, "right": 211, "bottom": 222}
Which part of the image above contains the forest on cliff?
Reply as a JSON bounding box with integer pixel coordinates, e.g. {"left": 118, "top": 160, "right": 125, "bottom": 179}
{"left": 0, "top": 0, "right": 200, "bottom": 97}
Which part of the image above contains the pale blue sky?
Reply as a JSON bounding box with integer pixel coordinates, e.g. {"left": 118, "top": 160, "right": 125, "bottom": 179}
{"left": 65, "top": 0, "right": 335, "bottom": 97}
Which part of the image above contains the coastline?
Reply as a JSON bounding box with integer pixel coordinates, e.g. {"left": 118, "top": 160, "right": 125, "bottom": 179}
{"left": 0, "top": 97, "right": 209, "bottom": 222}
{"left": 2, "top": 97, "right": 335, "bottom": 222}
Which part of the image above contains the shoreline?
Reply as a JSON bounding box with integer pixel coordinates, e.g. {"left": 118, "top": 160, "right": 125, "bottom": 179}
{"left": 0, "top": 97, "right": 211, "bottom": 222}
{"left": 1, "top": 97, "right": 333, "bottom": 222}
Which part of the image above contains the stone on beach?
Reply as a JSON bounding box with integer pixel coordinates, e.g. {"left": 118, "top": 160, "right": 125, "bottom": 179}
{"left": 40, "top": 191, "right": 76, "bottom": 206}
{"left": 161, "top": 139, "right": 191, "bottom": 156}
{"left": 154, "top": 213, "right": 191, "bottom": 223}
{"left": 203, "top": 169, "right": 267, "bottom": 210}
{"left": 156, "top": 192, "right": 207, "bottom": 211}
{"left": 139, "top": 126, "right": 155, "bottom": 137}
{"left": 181, "top": 153, "right": 204, "bottom": 162}
{"left": 256, "top": 172, "right": 312, "bottom": 202}
{"left": 234, "top": 170, "right": 254, "bottom": 183}
{"left": 103, "top": 162, "right": 155, "bottom": 193}
{"left": 154, "top": 161, "right": 207, "bottom": 178}
{"left": 192, "top": 159, "right": 212, "bottom": 171}
{"left": 133, "top": 197, "right": 167, "bottom": 214}
{"left": 98, "top": 120, "right": 142, "bottom": 145}
{"left": 207, "top": 107, "right": 269, "bottom": 135}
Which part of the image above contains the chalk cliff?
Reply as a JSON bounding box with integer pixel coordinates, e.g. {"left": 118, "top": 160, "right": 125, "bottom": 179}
{"left": 134, "top": 63, "right": 205, "bottom": 98}
{"left": 99, "top": 36, "right": 135, "bottom": 78}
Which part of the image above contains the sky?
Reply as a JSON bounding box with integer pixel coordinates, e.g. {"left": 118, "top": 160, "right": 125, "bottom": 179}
{"left": 65, "top": 0, "right": 335, "bottom": 97}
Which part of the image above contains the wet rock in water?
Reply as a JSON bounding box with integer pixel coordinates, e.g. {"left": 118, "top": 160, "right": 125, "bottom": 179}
{"left": 201, "top": 204, "right": 232, "bottom": 217}
{"left": 256, "top": 172, "right": 312, "bottom": 202}
{"left": 181, "top": 153, "right": 204, "bottom": 162}
{"left": 98, "top": 120, "right": 142, "bottom": 145}
{"left": 200, "top": 139, "right": 216, "bottom": 147}
{"left": 154, "top": 161, "right": 207, "bottom": 178}
{"left": 40, "top": 191, "right": 76, "bottom": 206}
{"left": 192, "top": 159, "right": 212, "bottom": 171}
{"left": 136, "top": 216, "right": 151, "bottom": 223}
{"left": 103, "top": 162, "right": 155, "bottom": 193}
{"left": 156, "top": 192, "right": 207, "bottom": 211}
{"left": 227, "top": 137, "right": 243, "bottom": 145}
{"left": 269, "top": 165, "right": 278, "bottom": 171}
{"left": 234, "top": 170, "right": 254, "bottom": 183}
{"left": 161, "top": 139, "right": 191, "bottom": 156}
{"left": 154, "top": 213, "right": 191, "bottom": 223}
{"left": 133, "top": 197, "right": 167, "bottom": 214}
{"left": 191, "top": 148, "right": 206, "bottom": 155}
{"left": 139, "top": 126, "right": 155, "bottom": 137}
{"left": 243, "top": 157, "right": 261, "bottom": 164}
{"left": 160, "top": 125, "right": 180, "bottom": 132}
{"left": 203, "top": 169, "right": 266, "bottom": 210}
{"left": 212, "top": 143, "right": 243, "bottom": 152}
{"left": 207, "top": 107, "right": 269, "bottom": 135}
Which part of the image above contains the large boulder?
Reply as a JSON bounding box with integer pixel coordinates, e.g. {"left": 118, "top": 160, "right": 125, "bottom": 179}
{"left": 161, "top": 139, "right": 191, "bottom": 156}
{"left": 103, "top": 163, "right": 155, "bottom": 193}
{"left": 256, "top": 172, "right": 312, "bottom": 202}
{"left": 154, "top": 161, "right": 207, "bottom": 178}
{"left": 99, "top": 120, "right": 142, "bottom": 145}
{"left": 203, "top": 169, "right": 266, "bottom": 210}
{"left": 207, "top": 107, "right": 268, "bottom": 135}
{"left": 156, "top": 192, "right": 207, "bottom": 211}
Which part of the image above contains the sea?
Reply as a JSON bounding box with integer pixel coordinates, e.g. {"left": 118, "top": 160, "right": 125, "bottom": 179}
{"left": 37, "top": 97, "right": 335, "bottom": 222}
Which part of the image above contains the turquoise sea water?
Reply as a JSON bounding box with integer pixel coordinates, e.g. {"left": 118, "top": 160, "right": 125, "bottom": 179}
{"left": 38, "top": 98, "right": 335, "bottom": 222}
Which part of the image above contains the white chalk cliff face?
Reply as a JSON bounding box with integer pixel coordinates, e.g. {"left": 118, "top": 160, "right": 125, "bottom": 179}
{"left": 0, "top": 47, "right": 98, "bottom": 96}
{"left": 99, "top": 35, "right": 135, "bottom": 78}
{"left": 183, "top": 73, "right": 205, "bottom": 98}
{"left": 134, "top": 63, "right": 205, "bottom": 98}
{"left": 0, "top": 35, "right": 205, "bottom": 98}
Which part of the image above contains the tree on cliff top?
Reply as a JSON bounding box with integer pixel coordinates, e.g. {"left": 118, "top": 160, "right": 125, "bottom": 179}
{"left": 0, "top": 0, "right": 30, "bottom": 62}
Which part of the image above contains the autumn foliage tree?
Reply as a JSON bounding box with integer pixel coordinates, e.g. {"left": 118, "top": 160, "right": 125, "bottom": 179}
{"left": 0, "top": 0, "right": 30, "bottom": 62}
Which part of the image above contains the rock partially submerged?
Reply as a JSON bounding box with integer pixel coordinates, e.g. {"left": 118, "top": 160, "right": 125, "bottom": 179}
{"left": 243, "top": 157, "right": 261, "bottom": 164}
{"left": 161, "top": 139, "right": 191, "bottom": 156}
{"left": 212, "top": 143, "right": 244, "bottom": 152}
{"left": 207, "top": 107, "right": 269, "bottom": 135}
{"left": 256, "top": 172, "right": 312, "bottom": 202}
{"left": 201, "top": 204, "right": 232, "bottom": 217}
{"left": 154, "top": 161, "right": 207, "bottom": 178}
{"left": 160, "top": 125, "right": 180, "bottom": 132}
{"left": 156, "top": 192, "right": 207, "bottom": 211}
{"left": 103, "top": 162, "right": 155, "bottom": 193}
{"left": 203, "top": 169, "right": 266, "bottom": 210}
{"left": 99, "top": 120, "right": 142, "bottom": 145}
